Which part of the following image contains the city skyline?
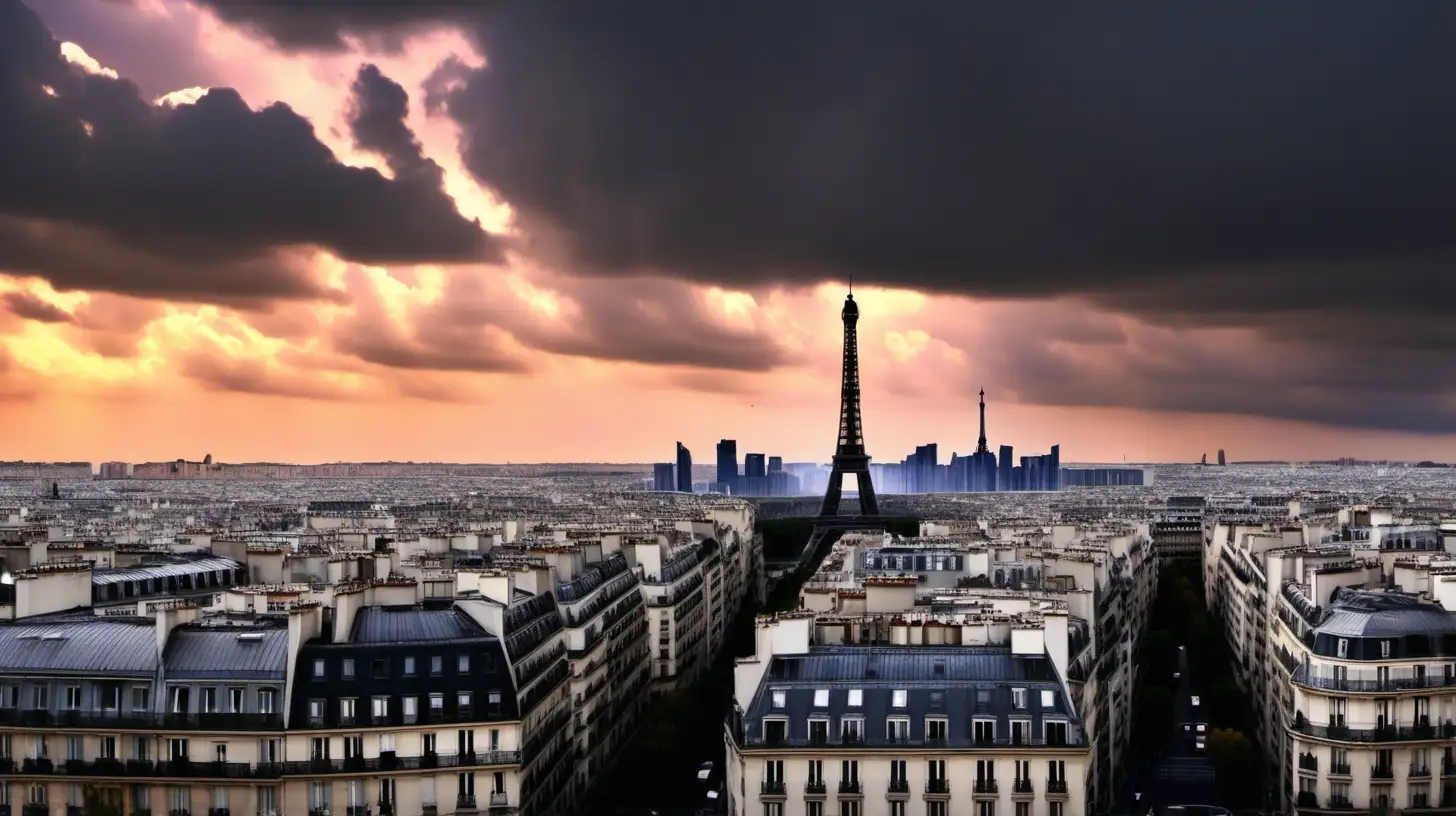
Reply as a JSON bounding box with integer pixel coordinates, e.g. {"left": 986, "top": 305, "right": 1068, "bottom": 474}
{"left": 3, "top": 1, "right": 1456, "bottom": 465}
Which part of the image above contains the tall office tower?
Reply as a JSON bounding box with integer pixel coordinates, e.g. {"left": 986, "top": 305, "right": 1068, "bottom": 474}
{"left": 652, "top": 462, "right": 676, "bottom": 491}
{"left": 676, "top": 442, "right": 693, "bottom": 492}
{"left": 744, "top": 453, "right": 766, "bottom": 479}
{"left": 767, "top": 456, "right": 783, "bottom": 473}
{"left": 819, "top": 292, "right": 880, "bottom": 517}
{"left": 998, "top": 445, "right": 1014, "bottom": 491}
{"left": 1217, "top": 448, "right": 1227, "bottom": 466}
{"left": 1049, "top": 444, "right": 1061, "bottom": 490}
{"left": 716, "top": 439, "right": 739, "bottom": 489}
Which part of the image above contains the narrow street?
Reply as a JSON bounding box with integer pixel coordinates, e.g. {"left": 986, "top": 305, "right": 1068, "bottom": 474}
{"left": 1140, "top": 647, "right": 1221, "bottom": 813}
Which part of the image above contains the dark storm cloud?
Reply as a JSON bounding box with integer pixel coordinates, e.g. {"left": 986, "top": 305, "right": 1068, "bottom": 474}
{"left": 183, "top": 0, "right": 481, "bottom": 51}
{"left": 347, "top": 64, "right": 440, "bottom": 184}
{"left": 2, "top": 290, "right": 72, "bottom": 324}
{"left": 0, "top": 0, "right": 500, "bottom": 303}
{"left": 436, "top": 3, "right": 1456, "bottom": 306}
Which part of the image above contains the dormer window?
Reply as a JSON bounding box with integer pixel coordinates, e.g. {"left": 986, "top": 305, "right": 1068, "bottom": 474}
{"left": 1337, "top": 639, "right": 1349, "bottom": 658}
{"left": 1381, "top": 640, "right": 1391, "bottom": 659}
{"left": 847, "top": 689, "right": 863, "bottom": 707}
{"left": 770, "top": 689, "right": 787, "bottom": 709}
{"left": 812, "top": 689, "right": 829, "bottom": 708}
{"left": 1040, "top": 689, "right": 1055, "bottom": 709}
{"left": 1012, "top": 688, "right": 1027, "bottom": 709}
{"left": 891, "top": 689, "right": 908, "bottom": 708}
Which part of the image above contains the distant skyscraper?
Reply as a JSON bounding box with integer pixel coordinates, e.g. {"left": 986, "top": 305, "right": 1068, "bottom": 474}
{"left": 676, "top": 442, "right": 693, "bottom": 493}
{"left": 1218, "top": 449, "right": 1227, "bottom": 466}
{"left": 1201, "top": 453, "right": 1208, "bottom": 466}
{"left": 744, "top": 454, "right": 766, "bottom": 479}
{"left": 998, "top": 445, "right": 1014, "bottom": 490}
{"left": 767, "top": 456, "right": 783, "bottom": 473}
{"left": 652, "top": 463, "right": 675, "bottom": 491}
{"left": 716, "top": 439, "right": 739, "bottom": 489}
{"left": 1048, "top": 444, "right": 1060, "bottom": 490}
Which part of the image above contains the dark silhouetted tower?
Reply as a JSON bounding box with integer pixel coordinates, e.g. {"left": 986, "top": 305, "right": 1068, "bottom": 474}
{"left": 652, "top": 463, "right": 675, "bottom": 491}
{"left": 675, "top": 442, "right": 693, "bottom": 493}
{"left": 716, "top": 439, "right": 739, "bottom": 489}
{"left": 975, "top": 388, "right": 989, "bottom": 455}
{"left": 745, "top": 454, "right": 766, "bottom": 479}
{"left": 1218, "top": 449, "right": 1227, "bottom": 466}
{"left": 820, "top": 292, "right": 880, "bottom": 516}
{"left": 767, "top": 456, "right": 783, "bottom": 473}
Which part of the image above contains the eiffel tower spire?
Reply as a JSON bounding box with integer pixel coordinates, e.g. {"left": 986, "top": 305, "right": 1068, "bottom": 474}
{"left": 975, "top": 387, "right": 989, "bottom": 455}
{"left": 820, "top": 290, "right": 879, "bottom": 517}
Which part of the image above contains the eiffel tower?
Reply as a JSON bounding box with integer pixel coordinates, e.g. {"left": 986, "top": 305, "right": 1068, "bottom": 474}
{"left": 796, "top": 290, "right": 886, "bottom": 570}
{"left": 820, "top": 291, "right": 880, "bottom": 517}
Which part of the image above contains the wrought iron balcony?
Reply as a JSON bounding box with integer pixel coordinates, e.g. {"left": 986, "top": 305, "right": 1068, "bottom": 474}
{"left": 1047, "top": 779, "right": 1069, "bottom": 794}
{"left": 887, "top": 779, "right": 909, "bottom": 794}
{"left": 973, "top": 780, "right": 998, "bottom": 794}
{"left": 925, "top": 779, "right": 950, "bottom": 794}
{"left": 804, "top": 781, "right": 826, "bottom": 795}
{"left": 837, "top": 780, "right": 861, "bottom": 795}
{"left": 1371, "top": 765, "right": 1394, "bottom": 780}
{"left": 759, "top": 780, "right": 786, "bottom": 796}
{"left": 1013, "top": 778, "right": 1034, "bottom": 793}
{"left": 455, "top": 795, "right": 476, "bottom": 811}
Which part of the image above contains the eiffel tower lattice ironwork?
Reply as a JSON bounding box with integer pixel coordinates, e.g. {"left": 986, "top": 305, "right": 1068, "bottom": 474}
{"left": 819, "top": 292, "right": 880, "bottom": 517}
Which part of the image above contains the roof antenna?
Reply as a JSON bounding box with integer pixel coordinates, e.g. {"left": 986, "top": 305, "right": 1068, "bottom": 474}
{"left": 848, "top": 271, "right": 854, "bottom": 297}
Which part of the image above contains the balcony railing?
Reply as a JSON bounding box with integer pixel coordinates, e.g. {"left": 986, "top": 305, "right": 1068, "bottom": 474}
{"left": 926, "top": 779, "right": 950, "bottom": 794}
{"left": 0, "top": 752, "right": 520, "bottom": 778}
{"left": 1298, "top": 753, "right": 1318, "bottom": 772}
{"left": 759, "top": 780, "right": 786, "bottom": 796}
{"left": 0, "top": 710, "right": 283, "bottom": 732}
{"left": 804, "top": 781, "right": 826, "bottom": 795}
{"left": 1327, "top": 796, "right": 1353, "bottom": 810}
{"left": 455, "top": 795, "right": 475, "bottom": 811}
{"left": 1047, "top": 779, "right": 1069, "bottom": 794}
{"left": 486, "top": 792, "right": 507, "bottom": 809}
{"left": 973, "top": 780, "right": 998, "bottom": 794}
{"left": 1289, "top": 718, "right": 1455, "bottom": 743}
{"left": 1329, "top": 763, "right": 1351, "bottom": 776}
{"left": 1013, "top": 778, "right": 1034, "bottom": 794}
{"left": 1371, "top": 765, "right": 1394, "bottom": 780}
{"left": 1410, "top": 764, "right": 1431, "bottom": 778}
{"left": 1291, "top": 666, "right": 1456, "bottom": 693}
{"left": 837, "top": 781, "right": 861, "bottom": 795}
{"left": 887, "top": 779, "right": 909, "bottom": 794}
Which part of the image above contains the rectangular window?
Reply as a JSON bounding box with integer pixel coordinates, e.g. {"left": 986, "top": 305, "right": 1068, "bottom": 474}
{"left": 169, "top": 687, "right": 188, "bottom": 714}
{"left": 0, "top": 686, "right": 15, "bottom": 708}
{"left": 926, "top": 718, "right": 948, "bottom": 741}
{"left": 313, "top": 659, "right": 325, "bottom": 679}
{"left": 886, "top": 718, "right": 910, "bottom": 742}
{"left": 132, "top": 686, "right": 150, "bottom": 711}
{"left": 1012, "top": 688, "right": 1027, "bottom": 709}
{"left": 812, "top": 689, "right": 829, "bottom": 707}
{"left": 457, "top": 693, "right": 472, "bottom": 717}
{"left": 228, "top": 687, "right": 243, "bottom": 713}
{"left": 891, "top": 689, "right": 908, "bottom": 708}
{"left": 430, "top": 694, "right": 444, "bottom": 715}
{"left": 372, "top": 697, "right": 389, "bottom": 721}
{"left": 770, "top": 689, "right": 787, "bottom": 708}
{"left": 339, "top": 698, "right": 356, "bottom": 724}
{"left": 31, "top": 686, "right": 48, "bottom": 710}
{"left": 169, "top": 739, "right": 188, "bottom": 762}
{"left": 1336, "top": 639, "right": 1349, "bottom": 658}
{"left": 458, "top": 655, "right": 471, "bottom": 674}
{"left": 430, "top": 656, "right": 443, "bottom": 676}
{"left": 840, "top": 718, "right": 863, "bottom": 741}
{"left": 1040, "top": 689, "right": 1055, "bottom": 708}
{"left": 259, "top": 688, "right": 276, "bottom": 715}
{"left": 201, "top": 687, "right": 217, "bottom": 713}
{"left": 404, "top": 656, "right": 417, "bottom": 677}
{"left": 64, "top": 686, "right": 81, "bottom": 709}
{"left": 66, "top": 736, "right": 82, "bottom": 761}
{"left": 403, "top": 697, "right": 418, "bottom": 724}
{"left": 973, "top": 719, "right": 996, "bottom": 743}
{"left": 372, "top": 659, "right": 387, "bottom": 680}
{"left": 847, "top": 689, "right": 862, "bottom": 707}
{"left": 99, "top": 737, "right": 116, "bottom": 760}
{"left": 342, "top": 659, "right": 356, "bottom": 679}
{"left": 308, "top": 699, "right": 325, "bottom": 723}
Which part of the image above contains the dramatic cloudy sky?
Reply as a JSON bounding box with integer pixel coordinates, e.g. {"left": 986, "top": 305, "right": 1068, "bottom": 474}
{"left": 2, "top": 0, "right": 1453, "bottom": 464}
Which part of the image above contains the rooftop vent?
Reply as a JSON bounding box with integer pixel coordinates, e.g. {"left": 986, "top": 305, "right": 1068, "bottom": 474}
{"left": 40, "top": 633, "right": 66, "bottom": 641}
{"left": 236, "top": 633, "right": 265, "bottom": 642}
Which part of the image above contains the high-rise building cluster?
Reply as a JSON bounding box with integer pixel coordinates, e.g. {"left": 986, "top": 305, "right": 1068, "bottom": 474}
{"left": 0, "top": 491, "right": 764, "bottom": 816}
{"left": 1204, "top": 496, "right": 1456, "bottom": 814}
{"left": 726, "top": 514, "right": 1161, "bottom": 816}
{"left": 652, "top": 442, "right": 801, "bottom": 497}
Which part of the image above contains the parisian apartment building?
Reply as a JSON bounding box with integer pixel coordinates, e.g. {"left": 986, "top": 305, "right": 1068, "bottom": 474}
{"left": 725, "top": 516, "right": 1158, "bottom": 816}
{"left": 1204, "top": 498, "right": 1456, "bottom": 814}
{"left": 0, "top": 494, "right": 764, "bottom": 816}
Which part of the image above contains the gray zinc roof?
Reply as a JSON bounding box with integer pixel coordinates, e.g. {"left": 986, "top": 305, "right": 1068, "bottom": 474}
{"left": 1315, "top": 589, "right": 1456, "bottom": 638}
{"left": 742, "top": 646, "right": 1081, "bottom": 747}
{"left": 0, "top": 619, "right": 158, "bottom": 674}
{"left": 352, "top": 607, "right": 490, "bottom": 643}
{"left": 92, "top": 557, "right": 242, "bottom": 587}
{"left": 164, "top": 628, "right": 288, "bottom": 680}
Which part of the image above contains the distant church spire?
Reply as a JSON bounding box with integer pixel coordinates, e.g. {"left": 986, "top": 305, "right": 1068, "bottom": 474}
{"left": 975, "top": 387, "right": 989, "bottom": 455}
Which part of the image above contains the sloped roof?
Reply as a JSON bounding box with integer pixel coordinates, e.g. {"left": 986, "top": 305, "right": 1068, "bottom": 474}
{"left": 351, "top": 607, "right": 490, "bottom": 644}
{"left": 164, "top": 627, "right": 288, "bottom": 680}
{"left": 0, "top": 619, "right": 157, "bottom": 674}
{"left": 1315, "top": 588, "right": 1456, "bottom": 638}
{"left": 92, "top": 557, "right": 242, "bottom": 587}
